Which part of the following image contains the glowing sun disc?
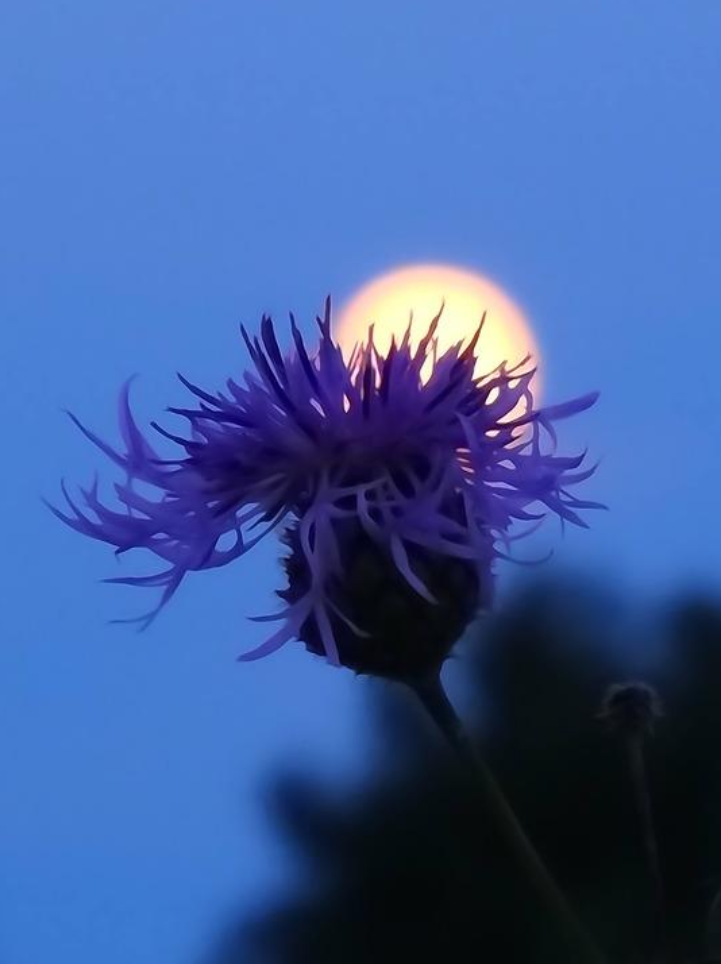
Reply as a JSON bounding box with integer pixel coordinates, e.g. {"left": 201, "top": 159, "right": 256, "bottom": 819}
{"left": 336, "top": 264, "right": 541, "bottom": 399}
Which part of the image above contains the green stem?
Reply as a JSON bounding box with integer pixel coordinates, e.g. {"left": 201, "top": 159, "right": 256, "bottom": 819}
{"left": 411, "top": 673, "right": 607, "bottom": 964}
{"left": 625, "top": 734, "right": 669, "bottom": 964}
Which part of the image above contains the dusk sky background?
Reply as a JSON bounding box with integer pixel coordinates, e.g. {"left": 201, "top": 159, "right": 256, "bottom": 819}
{"left": 2, "top": 3, "right": 720, "bottom": 962}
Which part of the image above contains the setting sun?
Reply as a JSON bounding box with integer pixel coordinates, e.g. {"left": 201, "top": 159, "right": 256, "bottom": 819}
{"left": 336, "top": 263, "right": 540, "bottom": 395}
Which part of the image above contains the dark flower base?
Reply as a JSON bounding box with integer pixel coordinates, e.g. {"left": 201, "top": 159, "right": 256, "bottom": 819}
{"left": 279, "top": 519, "right": 486, "bottom": 680}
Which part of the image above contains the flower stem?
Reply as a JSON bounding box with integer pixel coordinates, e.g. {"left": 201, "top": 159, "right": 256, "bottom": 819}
{"left": 625, "top": 733, "right": 669, "bottom": 963}
{"left": 411, "top": 673, "right": 607, "bottom": 964}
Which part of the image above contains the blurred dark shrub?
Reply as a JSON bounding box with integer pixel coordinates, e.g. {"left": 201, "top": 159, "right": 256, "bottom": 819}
{"left": 206, "top": 580, "right": 721, "bottom": 963}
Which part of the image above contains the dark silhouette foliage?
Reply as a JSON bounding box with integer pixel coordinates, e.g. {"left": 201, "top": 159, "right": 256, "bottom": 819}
{"left": 207, "top": 580, "right": 721, "bottom": 963}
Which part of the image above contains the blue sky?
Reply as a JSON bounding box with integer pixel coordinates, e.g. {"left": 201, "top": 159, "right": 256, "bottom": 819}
{"left": 1, "top": 3, "right": 720, "bottom": 962}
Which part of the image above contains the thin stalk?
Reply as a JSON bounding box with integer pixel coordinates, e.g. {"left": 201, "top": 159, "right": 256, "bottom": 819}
{"left": 411, "top": 673, "right": 607, "bottom": 964}
{"left": 705, "top": 884, "right": 721, "bottom": 961}
{"left": 625, "top": 733, "right": 669, "bottom": 964}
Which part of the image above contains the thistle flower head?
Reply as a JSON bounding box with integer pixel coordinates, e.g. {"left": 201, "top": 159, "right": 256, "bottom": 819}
{"left": 50, "top": 298, "right": 601, "bottom": 677}
{"left": 598, "top": 682, "right": 664, "bottom": 737}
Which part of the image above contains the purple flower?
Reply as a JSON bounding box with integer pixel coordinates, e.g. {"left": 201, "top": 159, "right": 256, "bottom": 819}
{"left": 50, "top": 298, "right": 601, "bottom": 677}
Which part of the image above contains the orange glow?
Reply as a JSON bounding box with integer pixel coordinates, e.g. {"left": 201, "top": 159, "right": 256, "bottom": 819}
{"left": 336, "top": 264, "right": 541, "bottom": 400}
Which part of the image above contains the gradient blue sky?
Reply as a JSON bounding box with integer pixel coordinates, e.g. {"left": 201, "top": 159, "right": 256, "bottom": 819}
{"left": 2, "top": 3, "right": 720, "bottom": 962}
